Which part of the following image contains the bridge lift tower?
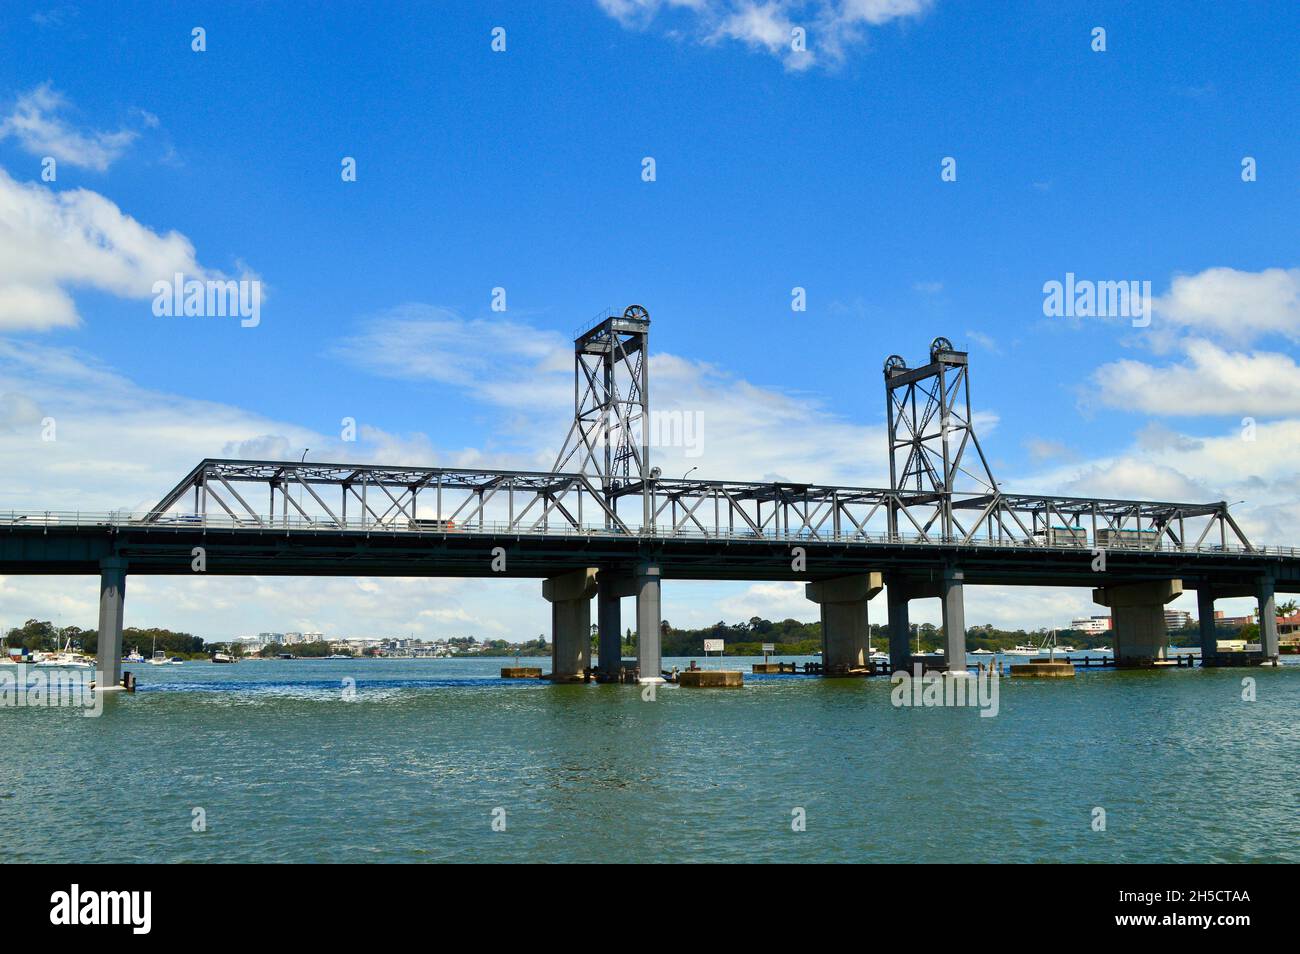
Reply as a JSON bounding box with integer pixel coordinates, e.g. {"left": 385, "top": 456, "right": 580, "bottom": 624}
{"left": 553, "top": 305, "right": 654, "bottom": 530}
{"left": 552, "top": 304, "right": 657, "bottom": 680}
{"left": 884, "top": 336, "right": 998, "bottom": 540}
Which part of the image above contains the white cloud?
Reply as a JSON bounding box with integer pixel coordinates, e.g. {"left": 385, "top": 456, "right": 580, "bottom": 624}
{"left": 0, "top": 341, "right": 452, "bottom": 514}
{"left": 1023, "top": 437, "right": 1073, "bottom": 463}
{"left": 965, "top": 329, "right": 999, "bottom": 353}
{"left": 719, "top": 581, "right": 807, "bottom": 620}
{"left": 1154, "top": 266, "right": 1300, "bottom": 346}
{"left": 597, "top": 0, "right": 933, "bottom": 70}
{"left": 597, "top": 0, "right": 710, "bottom": 27}
{"left": 1053, "top": 458, "right": 1220, "bottom": 506}
{"left": 1076, "top": 266, "right": 1300, "bottom": 421}
{"left": 710, "top": 3, "right": 813, "bottom": 71}
{"left": 0, "top": 83, "right": 139, "bottom": 171}
{"left": 332, "top": 306, "right": 571, "bottom": 415}
{"left": 30, "top": 7, "right": 77, "bottom": 28}
{"left": 0, "top": 341, "right": 314, "bottom": 512}
{"left": 0, "top": 165, "right": 227, "bottom": 331}
{"left": 1090, "top": 339, "right": 1300, "bottom": 417}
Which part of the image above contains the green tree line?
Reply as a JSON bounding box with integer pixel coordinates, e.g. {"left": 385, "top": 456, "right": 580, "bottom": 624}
{"left": 2, "top": 620, "right": 206, "bottom": 657}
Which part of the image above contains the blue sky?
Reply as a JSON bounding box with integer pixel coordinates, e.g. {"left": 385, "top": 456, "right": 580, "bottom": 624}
{"left": 1, "top": 1, "right": 1297, "bottom": 638}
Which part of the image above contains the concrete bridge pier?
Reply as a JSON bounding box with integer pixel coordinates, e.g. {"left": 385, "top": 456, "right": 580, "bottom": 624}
{"left": 940, "top": 567, "right": 968, "bottom": 673}
{"left": 1257, "top": 576, "right": 1280, "bottom": 664}
{"left": 542, "top": 568, "right": 597, "bottom": 682}
{"left": 95, "top": 556, "right": 128, "bottom": 689}
{"left": 596, "top": 570, "right": 628, "bottom": 678}
{"left": 886, "top": 576, "right": 913, "bottom": 673}
{"left": 1197, "top": 586, "right": 1217, "bottom": 662}
{"left": 1093, "top": 579, "right": 1182, "bottom": 667}
{"left": 805, "top": 572, "right": 882, "bottom": 672}
{"left": 885, "top": 576, "right": 968, "bottom": 672}
{"left": 635, "top": 563, "right": 663, "bottom": 683}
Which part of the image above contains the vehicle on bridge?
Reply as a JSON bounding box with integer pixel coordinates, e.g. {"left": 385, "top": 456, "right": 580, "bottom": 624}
{"left": 1032, "top": 526, "right": 1089, "bottom": 547}
{"left": 1096, "top": 527, "right": 1163, "bottom": 549}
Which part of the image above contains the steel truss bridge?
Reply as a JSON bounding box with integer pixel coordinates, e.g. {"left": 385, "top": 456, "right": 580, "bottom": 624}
{"left": 2, "top": 467, "right": 1283, "bottom": 579}
{"left": 2, "top": 307, "right": 1296, "bottom": 683}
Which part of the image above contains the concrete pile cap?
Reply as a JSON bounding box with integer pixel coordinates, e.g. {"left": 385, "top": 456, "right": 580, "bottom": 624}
{"left": 678, "top": 670, "right": 744, "bottom": 687}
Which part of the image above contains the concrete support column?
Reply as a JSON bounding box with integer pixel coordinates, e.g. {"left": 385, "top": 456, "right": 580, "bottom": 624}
{"left": 805, "top": 573, "right": 882, "bottom": 672}
{"left": 886, "top": 577, "right": 912, "bottom": 674}
{"left": 96, "top": 557, "right": 127, "bottom": 688}
{"left": 597, "top": 572, "right": 625, "bottom": 676}
{"left": 1196, "top": 587, "right": 1217, "bottom": 662}
{"left": 941, "top": 567, "right": 967, "bottom": 673}
{"left": 1256, "top": 576, "right": 1279, "bottom": 663}
{"left": 541, "top": 568, "right": 598, "bottom": 681}
{"left": 635, "top": 563, "right": 663, "bottom": 683}
{"left": 1093, "top": 579, "right": 1182, "bottom": 667}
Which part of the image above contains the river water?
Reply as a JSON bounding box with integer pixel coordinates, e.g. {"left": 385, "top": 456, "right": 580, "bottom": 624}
{"left": 2, "top": 656, "right": 1296, "bottom": 863}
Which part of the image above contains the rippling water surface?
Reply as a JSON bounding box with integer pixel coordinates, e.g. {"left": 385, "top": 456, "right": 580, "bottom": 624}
{"left": 2, "top": 656, "right": 1296, "bottom": 863}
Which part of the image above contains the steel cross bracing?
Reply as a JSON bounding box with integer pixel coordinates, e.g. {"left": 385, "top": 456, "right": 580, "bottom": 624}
{"left": 125, "top": 458, "right": 1256, "bottom": 555}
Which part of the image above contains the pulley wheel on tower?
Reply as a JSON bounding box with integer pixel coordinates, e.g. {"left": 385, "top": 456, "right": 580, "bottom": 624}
{"left": 623, "top": 304, "right": 649, "bottom": 322}
{"left": 884, "top": 354, "right": 907, "bottom": 375}
{"left": 929, "top": 336, "right": 953, "bottom": 360}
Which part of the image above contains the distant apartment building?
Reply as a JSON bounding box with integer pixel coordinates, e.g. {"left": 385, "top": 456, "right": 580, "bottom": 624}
{"left": 330, "top": 638, "right": 382, "bottom": 653}
{"left": 1164, "top": 609, "right": 1193, "bottom": 630}
{"left": 1214, "top": 609, "right": 1257, "bottom": 629}
{"left": 1070, "top": 616, "right": 1112, "bottom": 634}
{"left": 278, "top": 631, "right": 325, "bottom": 645}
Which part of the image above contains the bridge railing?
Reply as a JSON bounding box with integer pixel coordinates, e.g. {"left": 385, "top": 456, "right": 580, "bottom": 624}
{"left": 2, "top": 510, "right": 1296, "bottom": 557}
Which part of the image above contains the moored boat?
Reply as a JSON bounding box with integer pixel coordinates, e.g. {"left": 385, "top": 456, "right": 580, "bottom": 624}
{"left": 33, "top": 637, "right": 93, "bottom": 670}
{"left": 34, "top": 652, "right": 93, "bottom": 671}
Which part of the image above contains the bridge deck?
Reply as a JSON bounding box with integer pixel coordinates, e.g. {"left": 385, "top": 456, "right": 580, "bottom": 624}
{"left": 4, "top": 511, "right": 1298, "bottom": 590}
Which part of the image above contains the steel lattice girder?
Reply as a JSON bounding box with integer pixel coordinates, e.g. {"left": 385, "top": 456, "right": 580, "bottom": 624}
{"left": 954, "top": 493, "right": 1223, "bottom": 519}
{"left": 141, "top": 459, "right": 1254, "bottom": 552}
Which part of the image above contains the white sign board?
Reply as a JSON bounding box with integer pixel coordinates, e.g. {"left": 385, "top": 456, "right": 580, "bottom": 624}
{"left": 703, "top": 638, "right": 724, "bottom": 653}
{"left": 762, "top": 643, "right": 776, "bottom": 654}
